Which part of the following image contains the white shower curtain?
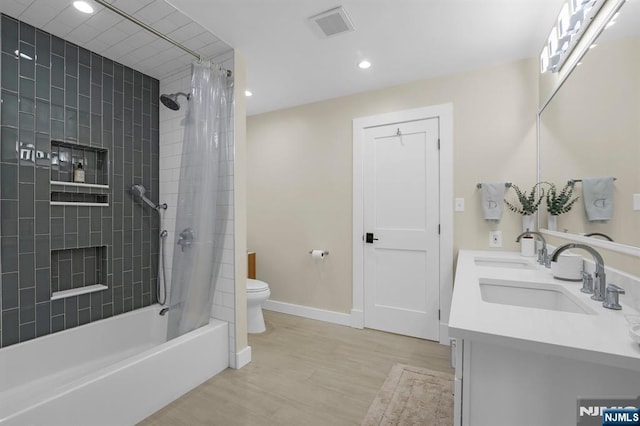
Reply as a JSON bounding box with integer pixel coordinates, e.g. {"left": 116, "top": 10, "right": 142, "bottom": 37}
{"left": 167, "top": 62, "right": 233, "bottom": 339}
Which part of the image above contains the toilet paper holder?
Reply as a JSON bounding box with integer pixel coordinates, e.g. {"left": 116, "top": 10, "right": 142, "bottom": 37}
{"left": 308, "top": 250, "right": 329, "bottom": 256}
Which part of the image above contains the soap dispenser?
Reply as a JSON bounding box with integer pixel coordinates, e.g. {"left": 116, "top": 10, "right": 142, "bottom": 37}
{"left": 74, "top": 162, "right": 85, "bottom": 183}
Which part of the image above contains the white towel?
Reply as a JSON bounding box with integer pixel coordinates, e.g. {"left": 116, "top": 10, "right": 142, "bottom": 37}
{"left": 480, "top": 182, "right": 506, "bottom": 220}
{"left": 582, "top": 177, "right": 614, "bottom": 221}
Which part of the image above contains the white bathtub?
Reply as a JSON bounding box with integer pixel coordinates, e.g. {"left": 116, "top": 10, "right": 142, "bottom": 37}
{"left": 0, "top": 305, "right": 229, "bottom": 425}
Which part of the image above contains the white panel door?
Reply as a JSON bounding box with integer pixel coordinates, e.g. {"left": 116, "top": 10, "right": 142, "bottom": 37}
{"left": 363, "top": 118, "right": 440, "bottom": 340}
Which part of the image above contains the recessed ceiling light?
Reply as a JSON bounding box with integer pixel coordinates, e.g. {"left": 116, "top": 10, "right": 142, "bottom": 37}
{"left": 244, "top": 90, "right": 253, "bottom": 97}
{"left": 73, "top": 1, "right": 94, "bottom": 14}
{"left": 358, "top": 60, "right": 371, "bottom": 69}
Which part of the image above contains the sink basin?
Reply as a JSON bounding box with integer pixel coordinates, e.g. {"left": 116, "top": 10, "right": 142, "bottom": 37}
{"left": 474, "top": 257, "right": 537, "bottom": 270}
{"left": 479, "top": 278, "right": 595, "bottom": 314}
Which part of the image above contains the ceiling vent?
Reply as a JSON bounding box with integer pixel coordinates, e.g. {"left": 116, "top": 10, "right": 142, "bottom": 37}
{"left": 308, "top": 6, "right": 355, "bottom": 38}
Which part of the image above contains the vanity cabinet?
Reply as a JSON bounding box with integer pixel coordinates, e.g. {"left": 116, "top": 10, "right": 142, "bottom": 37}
{"left": 450, "top": 250, "right": 640, "bottom": 426}
{"left": 452, "top": 336, "right": 640, "bottom": 425}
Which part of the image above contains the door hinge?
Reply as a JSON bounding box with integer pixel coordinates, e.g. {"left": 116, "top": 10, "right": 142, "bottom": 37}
{"left": 438, "top": 224, "right": 441, "bottom": 234}
{"left": 438, "top": 138, "right": 440, "bottom": 149}
{"left": 438, "top": 309, "right": 441, "bottom": 320}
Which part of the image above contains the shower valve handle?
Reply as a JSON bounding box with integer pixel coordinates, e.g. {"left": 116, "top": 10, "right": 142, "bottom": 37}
{"left": 177, "top": 228, "right": 194, "bottom": 252}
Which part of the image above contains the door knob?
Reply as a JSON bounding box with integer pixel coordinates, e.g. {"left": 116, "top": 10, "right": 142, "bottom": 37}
{"left": 365, "top": 233, "right": 379, "bottom": 244}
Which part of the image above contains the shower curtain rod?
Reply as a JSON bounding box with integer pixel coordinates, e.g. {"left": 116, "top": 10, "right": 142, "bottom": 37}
{"left": 93, "top": 0, "right": 232, "bottom": 77}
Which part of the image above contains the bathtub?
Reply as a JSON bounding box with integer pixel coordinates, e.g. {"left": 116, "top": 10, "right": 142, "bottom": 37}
{"left": 0, "top": 305, "right": 228, "bottom": 425}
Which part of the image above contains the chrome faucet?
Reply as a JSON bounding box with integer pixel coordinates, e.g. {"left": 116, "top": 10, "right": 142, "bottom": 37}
{"left": 516, "top": 230, "right": 549, "bottom": 267}
{"left": 551, "top": 243, "right": 606, "bottom": 302}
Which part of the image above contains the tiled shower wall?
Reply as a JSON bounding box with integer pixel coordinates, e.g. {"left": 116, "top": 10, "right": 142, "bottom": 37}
{"left": 159, "top": 50, "right": 236, "bottom": 365}
{"left": 0, "top": 14, "right": 159, "bottom": 348}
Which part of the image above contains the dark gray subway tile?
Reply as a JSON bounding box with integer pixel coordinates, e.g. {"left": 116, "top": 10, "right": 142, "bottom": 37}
{"left": 19, "top": 21, "right": 35, "bottom": 45}
{"left": 65, "top": 42, "right": 78, "bottom": 77}
{"left": 19, "top": 322, "right": 36, "bottom": 342}
{"left": 19, "top": 288, "right": 35, "bottom": 324}
{"left": 1, "top": 16, "right": 18, "bottom": 54}
{"left": 103, "top": 74, "right": 113, "bottom": 103}
{"left": 19, "top": 253, "right": 35, "bottom": 288}
{"left": 78, "top": 47, "right": 90, "bottom": 67}
{"left": 51, "top": 35, "right": 64, "bottom": 56}
{"left": 90, "top": 292, "right": 102, "bottom": 321}
{"left": 36, "top": 268, "right": 50, "bottom": 303}
{"left": 35, "top": 65, "right": 50, "bottom": 99}
{"left": 51, "top": 119, "right": 64, "bottom": 140}
{"left": 2, "top": 309, "right": 19, "bottom": 346}
{"left": 1, "top": 237, "right": 19, "bottom": 273}
{"left": 35, "top": 30, "right": 50, "bottom": 67}
{"left": 1, "top": 91, "right": 18, "bottom": 127}
{"left": 1, "top": 126, "right": 18, "bottom": 163}
{"left": 19, "top": 183, "right": 34, "bottom": 217}
{"left": 51, "top": 299, "right": 64, "bottom": 316}
{"left": 36, "top": 302, "right": 51, "bottom": 337}
{"left": 18, "top": 163, "right": 35, "bottom": 184}
{"left": 18, "top": 218, "right": 35, "bottom": 253}
{"left": 64, "top": 233, "right": 77, "bottom": 249}
{"left": 91, "top": 53, "right": 102, "bottom": 83}
{"left": 35, "top": 235, "right": 49, "bottom": 269}
{"left": 78, "top": 293, "right": 90, "bottom": 310}
{"left": 64, "top": 297, "right": 78, "bottom": 328}
{"left": 79, "top": 65, "right": 90, "bottom": 97}
{"left": 51, "top": 315, "right": 64, "bottom": 333}
{"left": 65, "top": 75, "right": 77, "bottom": 108}
{"left": 1, "top": 200, "right": 18, "bottom": 236}
{"left": 1, "top": 272, "right": 19, "bottom": 309}
{"left": 1, "top": 53, "right": 18, "bottom": 92}
{"left": 35, "top": 167, "right": 49, "bottom": 199}
{"left": 35, "top": 99, "right": 50, "bottom": 133}
{"left": 77, "top": 308, "right": 90, "bottom": 325}
{"left": 123, "top": 297, "right": 133, "bottom": 312}
{"left": 51, "top": 54, "right": 64, "bottom": 88}
{"left": 65, "top": 107, "right": 77, "bottom": 140}
{"left": 19, "top": 41, "right": 35, "bottom": 79}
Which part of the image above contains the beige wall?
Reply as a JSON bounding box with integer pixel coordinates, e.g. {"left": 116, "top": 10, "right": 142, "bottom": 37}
{"left": 247, "top": 58, "right": 539, "bottom": 314}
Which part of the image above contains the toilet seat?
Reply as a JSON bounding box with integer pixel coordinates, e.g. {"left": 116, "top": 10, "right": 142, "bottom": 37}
{"left": 247, "top": 279, "right": 269, "bottom": 293}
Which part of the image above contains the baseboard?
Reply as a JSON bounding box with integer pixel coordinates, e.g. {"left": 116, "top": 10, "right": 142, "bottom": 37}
{"left": 234, "top": 345, "right": 252, "bottom": 369}
{"left": 263, "top": 300, "right": 351, "bottom": 326}
{"left": 439, "top": 322, "right": 450, "bottom": 345}
{"left": 350, "top": 309, "right": 364, "bottom": 329}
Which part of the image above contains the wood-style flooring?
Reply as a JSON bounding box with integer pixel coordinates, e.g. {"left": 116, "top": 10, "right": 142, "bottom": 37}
{"left": 139, "top": 310, "right": 453, "bottom": 426}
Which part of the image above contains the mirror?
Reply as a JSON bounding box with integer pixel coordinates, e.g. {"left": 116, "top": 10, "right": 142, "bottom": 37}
{"left": 538, "top": 0, "right": 640, "bottom": 251}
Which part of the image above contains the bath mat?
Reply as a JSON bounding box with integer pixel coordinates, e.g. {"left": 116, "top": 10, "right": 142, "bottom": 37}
{"left": 361, "top": 364, "right": 454, "bottom": 426}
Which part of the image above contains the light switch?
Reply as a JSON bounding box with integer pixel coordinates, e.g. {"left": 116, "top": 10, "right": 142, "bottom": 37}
{"left": 455, "top": 197, "right": 465, "bottom": 212}
{"left": 634, "top": 194, "right": 640, "bottom": 211}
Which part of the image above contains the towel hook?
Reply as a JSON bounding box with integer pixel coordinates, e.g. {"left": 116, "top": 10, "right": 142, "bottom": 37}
{"left": 476, "top": 182, "right": 512, "bottom": 189}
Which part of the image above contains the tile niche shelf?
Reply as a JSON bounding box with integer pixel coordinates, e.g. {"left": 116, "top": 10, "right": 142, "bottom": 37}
{"left": 50, "top": 246, "right": 108, "bottom": 301}
{"left": 50, "top": 140, "right": 109, "bottom": 207}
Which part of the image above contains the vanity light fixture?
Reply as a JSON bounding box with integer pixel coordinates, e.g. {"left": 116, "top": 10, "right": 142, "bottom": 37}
{"left": 73, "top": 1, "right": 94, "bottom": 14}
{"left": 540, "top": 0, "right": 604, "bottom": 73}
{"left": 358, "top": 60, "right": 371, "bottom": 69}
{"left": 244, "top": 90, "right": 253, "bottom": 97}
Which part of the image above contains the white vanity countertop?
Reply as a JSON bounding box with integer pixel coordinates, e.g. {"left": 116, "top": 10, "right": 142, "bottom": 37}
{"left": 449, "top": 250, "right": 640, "bottom": 371}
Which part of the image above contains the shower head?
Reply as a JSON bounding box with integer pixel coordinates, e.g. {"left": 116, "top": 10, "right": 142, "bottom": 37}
{"left": 160, "top": 92, "right": 191, "bottom": 111}
{"left": 130, "top": 184, "right": 167, "bottom": 211}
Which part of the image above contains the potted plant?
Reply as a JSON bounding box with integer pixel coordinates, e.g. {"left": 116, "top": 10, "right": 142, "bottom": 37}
{"left": 544, "top": 181, "right": 579, "bottom": 231}
{"left": 505, "top": 183, "right": 545, "bottom": 232}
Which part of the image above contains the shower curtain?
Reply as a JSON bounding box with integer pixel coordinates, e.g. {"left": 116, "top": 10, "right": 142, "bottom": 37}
{"left": 167, "top": 62, "right": 233, "bottom": 340}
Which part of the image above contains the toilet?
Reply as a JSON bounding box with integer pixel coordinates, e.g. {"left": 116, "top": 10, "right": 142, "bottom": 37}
{"left": 247, "top": 278, "right": 270, "bottom": 333}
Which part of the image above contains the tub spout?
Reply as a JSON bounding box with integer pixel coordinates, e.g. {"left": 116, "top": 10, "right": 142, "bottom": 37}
{"left": 159, "top": 307, "right": 170, "bottom": 316}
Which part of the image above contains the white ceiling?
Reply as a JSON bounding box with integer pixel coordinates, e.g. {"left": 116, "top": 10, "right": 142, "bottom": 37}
{"left": 168, "top": 0, "right": 567, "bottom": 115}
{"left": 0, "top": 0, "right": 232, "bottom": 80}
{"left": 2, "top": 0, "right": 571, "bottom": 115}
